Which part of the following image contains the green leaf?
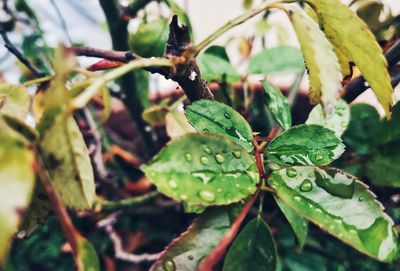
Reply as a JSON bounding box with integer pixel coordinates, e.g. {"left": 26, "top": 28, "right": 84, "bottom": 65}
{"left": 76, "top": 236, "right": 100, "bottom": 271}
{"left": 197, "top": 46, "right": 240, "bottom": 83}
{"left": 0, "top": 136, "right": 35, "bottom": 265}
{"left": 287, "top": 6, "right": 341, "bottom": 112}
{"left": 185, "top": 100, "right": 254, "bottom": 152}
{"left": 142, "top": 134, "right": 259, "bottom": 206}
{"left": 306, "top": 99, "right": 350, "bottom": 137}
{"left": 2, "top": 114, "right": 39, "bottom": 142}
{"left": 342, "top": 104, "right": 381, "bottom": 155}
{"left": 261, "top": 80, "right": 292, "bottom": 130}
{"left": 0, "top": 84, "right": 30, "bottom": 120}
{"left": 269, "top": 166, "right": 399, "bottom": 262}
{"left": 222, "top": 217, "right": 277, "bottom": 271}
{"left": 366, "top": 152, "right": 400, "bottom": 188}
{"left": 19, "top": 181, "right": 52, "bottom": 237}
{"left": 129, "top": 18, "right": 169, "bottom": 58}
{"left": 151, "top": 204, "right": 242, "bottom": 271}
{"left": 39, "top": 115, "right": 95, "bottom": 210}
{"left": 265, "top": 124, "right": 345, "bottom": 166}
{"left": 308, "top": 0, "right": 393, "bottom": 117}
{"left": 248, "top": 46, "right": 305, "bottom": 75}
{"left": 274, "top": 197, "right": 308, "bottom": 249}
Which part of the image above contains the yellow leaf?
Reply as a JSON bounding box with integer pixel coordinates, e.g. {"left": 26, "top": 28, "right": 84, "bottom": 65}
{"left": 288, "top": 6, "right": 342, "bottom": 113}
{"left": 308, "top": 0, "right": 393, "bottom": 117}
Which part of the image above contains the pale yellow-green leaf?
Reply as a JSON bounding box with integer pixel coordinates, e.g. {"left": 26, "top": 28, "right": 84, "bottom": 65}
{"left": 0, "top": 136, "right": 35, "bottom": 265}
{"left": 288, "top": 6, "right": 341, "bottom": 113}
{"left": 39, "top": 115, "right": 95, "bottom": 210}
{"left": 308, "top": 0, "right": 393, "bottom": 117}
{"left": 0, "top": 84, "right": 30, "bottom": 120}
{"left": 165, "top": 106, "right": 196, "bottom": 139}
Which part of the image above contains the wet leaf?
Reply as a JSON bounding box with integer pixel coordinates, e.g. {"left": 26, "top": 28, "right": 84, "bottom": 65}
{"left": 151, "top": 204, "right": 242, "bottom": 271}
{"left": 287, "top": 6, "right": 341, "bottom": 112}
{"left": 0, "top": 135, "right": 35, "bottom": 265}
{"left": 248, "top": 46, "right": 305, "bottom": 75}
{"left": 222, "top": 217, "right": 277, "bottom": 271}
{"left": 274, "top": 197, "right": 308, "bottom": 249}
{"left": 185, "top": 100, "right": 253, "bottom": 152}
{"left": 197, "top": 46, "right": 240, "bottom": 83}
{"left": 142, "top": 134, "right": 259, "bottom": 206}
{"left": 265, "top": 124, "right": 345, "bottom": 166}
{"left": 308, "top": 0, "right": 393, "bottom": 117}
{"left": 39, "top": 115, "right": 95, "bottom": 210}
{"left": 129, "top": 18, "right": 169, "bottom": 58}
{"left": 261, "top": 80, "right": 292, "bottom": 130}
{"left": 269, "top": 166, "right": 399, "bottom": 262}
{"left": 306, "top": 99, "right": 350, "bottom": 137}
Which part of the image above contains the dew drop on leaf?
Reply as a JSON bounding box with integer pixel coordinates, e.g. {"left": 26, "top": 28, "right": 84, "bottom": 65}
{"left": 168, "top": 180, "right": 178, "bottom": 189}
{"left": 163, "top": 259, "right": 176, "bottom": 271}
{"left": 224, "top": 112, "right": 232, "bottom": 119}
{"left": 286, "top": 168, "right": 297, "bottom": 178}
{"left": 187, "top": 255, "right": 194, "bottom": 260}
{"left": 180, "top": 194, "right": 188, "bottom": 200}
{"left": 185, "top": 153, "right": 192, "bottom": 162}
{"left": 198, "top": 190, "right": 216, "bottom": 202}
{"left": 203, "top": 145, "right": 212, "bottom": 154}
{"left": 358, "top": 196, "right": 364, "bottom": 202}
{"left": 215, "top": 153, "right": 225, "bottom": 163}
{"left": 232, "top": 150, "right": 241, "bottom": 159}
{"left": 299, "top": 179, "right": 313, "bottom": 192}
{"left": 200, "top": 156, "right": 209, "bottom": 165}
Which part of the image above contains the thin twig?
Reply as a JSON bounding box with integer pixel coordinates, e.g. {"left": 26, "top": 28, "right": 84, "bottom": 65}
{"left": 49, "top": 0, "right": 73, "bottom": 45}
{"left": 95, "top": 191, "right": 159, "bottom": 212}
{"left": 0, "top": 23, "right": 45, "bottom": 78}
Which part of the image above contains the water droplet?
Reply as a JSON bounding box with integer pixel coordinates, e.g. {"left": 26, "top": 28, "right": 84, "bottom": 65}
{"left": 310, "top": 150, "right": 327, "bottom": 164}
{"left": 163, "top": 259, "right": 176, "bottom": 271}
{"left": 316, "top": 208, "right": 322, "bottom": 213}
{"left": 217, "top": 188, "right": 222, "bottom": 192}
{"left": 203, "top": 145, "right": 212, "bottom": 154}
{"left": 168, "top": 180, "right": 178, "bottom": 189}
{"left": 232, "top": 150, "right": 241, "bottom": 159}
{"left": 199, "top": 190, "right": 216, "bottom": 202}
{"left": 215, "top": 153, "right": 225, "bottom": 163}
{"left": 235, "top": 183, "right": 240, "bottom": 188}
{"left": 286, "top": 168, "right": 297, "bottom": 178}
{"left": 358, "top": 196, "right": 364, "bottom": 202}
{"left": 203, "top": 128, "right": 209, "bottom": 132}
{"left": 299, "top": 179, "right": 313, "bottom": 192}
{"left": 180, "top": 194, "right": 188, "bottom": 200}
{"left": 224, "top": 112, "right": 232, "bottom": 119}
{"left": 185, "top": 153, "right": 192, "bottom": 162}
{"left": 294, "top": 196, "right": 302, "bottom": 202}
{"left": 188, "top": 255, "right": 194, "bottom": 260}
{"left": 200, "top": 156, "right": 209, "bottom": 165}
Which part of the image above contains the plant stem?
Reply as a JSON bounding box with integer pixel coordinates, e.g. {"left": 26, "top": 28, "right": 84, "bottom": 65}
{"left": 95, "top": 191, "right": 159, "bottom": 212}
{"left": 191, "top": 1, "right": 280, "bottom": 56}
{"left": 72, "top": 57, "right": 173, "bottom": 109}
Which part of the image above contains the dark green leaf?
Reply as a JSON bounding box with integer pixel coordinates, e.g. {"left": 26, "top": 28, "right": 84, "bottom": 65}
{"left": 76, "top": 236, "right": 100, "bottom": 271}
{"left": 275, "top": 197, "right": 308, "bottom": 248}
{"left": 261, "top": 80, "right": 292, "bottom": 130}
{"left": 185, "top": 100, "right": 253, "bottom": 152}
{"left": 248, "top": 46, "right": 305, "bottom": 75}
{"left": 222, "top": 217, "right": 277, "bottom": 271}
{"left": 269, "top": 166, "right": 399, "bottom": 262}
{"left": 265, "top": 124, "right": 345, "bottom": 166}
{"left": 142, "top": 134, "right": 259, "bottom": 206}
{"left": 197, "top": 46, "right": 240, "bottom": 83}
{"left": 151, "top": 205, "right": 242, "bottom": 271}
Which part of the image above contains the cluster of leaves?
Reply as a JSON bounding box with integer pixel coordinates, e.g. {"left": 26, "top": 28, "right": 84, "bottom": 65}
{"left": 0, "top": 0, "right": 399, "bottom": 270}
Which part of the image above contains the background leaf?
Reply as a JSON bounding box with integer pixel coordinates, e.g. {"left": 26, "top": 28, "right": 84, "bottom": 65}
{"left": 287, "top": 6, "right": 341, "bottom": 112}
{"left": 151, "top": 205, "right": 242, "bottom": 271}
{"left": 222, "top": 217, "right": 277, "bottom": 271}
{"left": 269, "top": 166, "right": 399, "bottom": 262}
{"left": 274, "top": 197, "right": 308, "bottom": 249}
{"left": 261, "top": 80, "right": 292, "bottom": 130}
{"left": 0, "top": 136, "right": 35, "bottom": 265}
{"left": 248, "top": 46, "right": 304, "bottom": 75}
{"left": 185, "top": 100, "right": 254, "bottom": 152}
{"left": 308, "top": 0, "right": 393, "bottom": 116}
{"left": 76, "top": 235, "right": 100, "bottom": 271}
{"left": 306, "top": 99, "right": 350, "bottom": 137}
{"left": 0, "top": 84, "right": 30, "bottom": 120}
{"left": 142, "top": 134, "right": 259, "bottom": 206}
{"left": 265, "top": 124, "right": 345, "bottom": 166}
